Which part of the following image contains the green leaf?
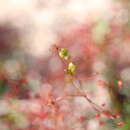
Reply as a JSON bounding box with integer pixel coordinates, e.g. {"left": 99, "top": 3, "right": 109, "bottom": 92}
{"left": 0, "top": 80, "right": 7, "bottom": 94}
{"left": 67, "top": 62, "right": 76, "bottom": 75}
{"left": 59, "top": 48, "right": 68, "bottom": 58}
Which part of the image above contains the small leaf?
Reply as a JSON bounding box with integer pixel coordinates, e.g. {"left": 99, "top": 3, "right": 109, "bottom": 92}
{"left": 64, "top": 55, "right": 71, "bottom": 60}
{"left": 101, "top": 103, "right": 106, "bottom": 107}
{"left": 67, "top": 62, "right": 76, "bottom": 75}
{"left": 37, "top": 112, "right": 48, "bottom": 119}
{"left": 0, "top": 80, "right": 8, "bottom": 94}
{"left": 99, "top": 121, "right": 104, "bottom": 126}
{"left": 97, "top": 80, "right": 107, "bottom": 88}
{"left": 116, "top": 121, "right": 124, "bottom": 126}
{"left": 117, "top": 80, "right": 123, "bottom": 89}
{"left": 102, "top": 110, "right": 112, "bottom": 117}
{"left": 59, "top": 48, "right": 68, "bottom": 58}
{"left": 79, "top": 116, "right": 87, "bottom": 122}
{"left": 95, "top": 113, "right": 100, "bottom": 119}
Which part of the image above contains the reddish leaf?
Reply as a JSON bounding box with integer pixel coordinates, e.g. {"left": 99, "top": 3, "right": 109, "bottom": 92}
{"left": 118, "top": 80, "right": 123, "bottom": 89}
{"left": 99, "top": 121, "right": 104, "bottom": 126}
{"left": 101, "top": 103, "right": 106, "bottom": 107}
{"left": 116, "top": 121, "right": 124, "bottom": 126}
{"left": 97, "top": 80, "right": 107, "bottom": 88}
{"left": 95, "top": 113, "right": 100, "bottom": 119}
{"left": 37, "top": 112, "right": 48, "bottom": 119}
{"left": 102, "top": 110, "right": 112, "bottom": 117}
{"left": 79, "top": 116, "right": 87, "bottom": 122}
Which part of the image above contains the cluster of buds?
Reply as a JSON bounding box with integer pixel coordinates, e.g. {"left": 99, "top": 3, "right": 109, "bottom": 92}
{"left": 58, "top": 48, "right": 76, "bottom": 75}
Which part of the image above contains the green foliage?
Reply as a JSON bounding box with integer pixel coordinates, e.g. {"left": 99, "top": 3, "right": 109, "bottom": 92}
{"left": 123, "top": 101, "right": 130, "bottom": 114}
{"left": 6, "top": 112, "right": 28, "bottom": 128}
{"left": 119, "top": 118, "right": 130, "bottom": 130}
{"left": 0, "top": 80, "right": 8, "bottom": 95}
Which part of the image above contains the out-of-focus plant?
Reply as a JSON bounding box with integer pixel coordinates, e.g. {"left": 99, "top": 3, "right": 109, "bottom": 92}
{"left": 51, "top": 45, "right": 125, "bottom": 128}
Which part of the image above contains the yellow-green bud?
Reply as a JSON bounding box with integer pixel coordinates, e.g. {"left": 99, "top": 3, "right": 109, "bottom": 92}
{"left": 67, "top": 62, "right": 76, "bottom": 75}
{"left": 59, "top": 48, "right": 68, "bottom": 58}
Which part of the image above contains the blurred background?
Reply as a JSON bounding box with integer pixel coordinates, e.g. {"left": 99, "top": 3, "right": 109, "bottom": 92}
{"left": 0, "top": 0, "right": 130, "bottom": 130}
